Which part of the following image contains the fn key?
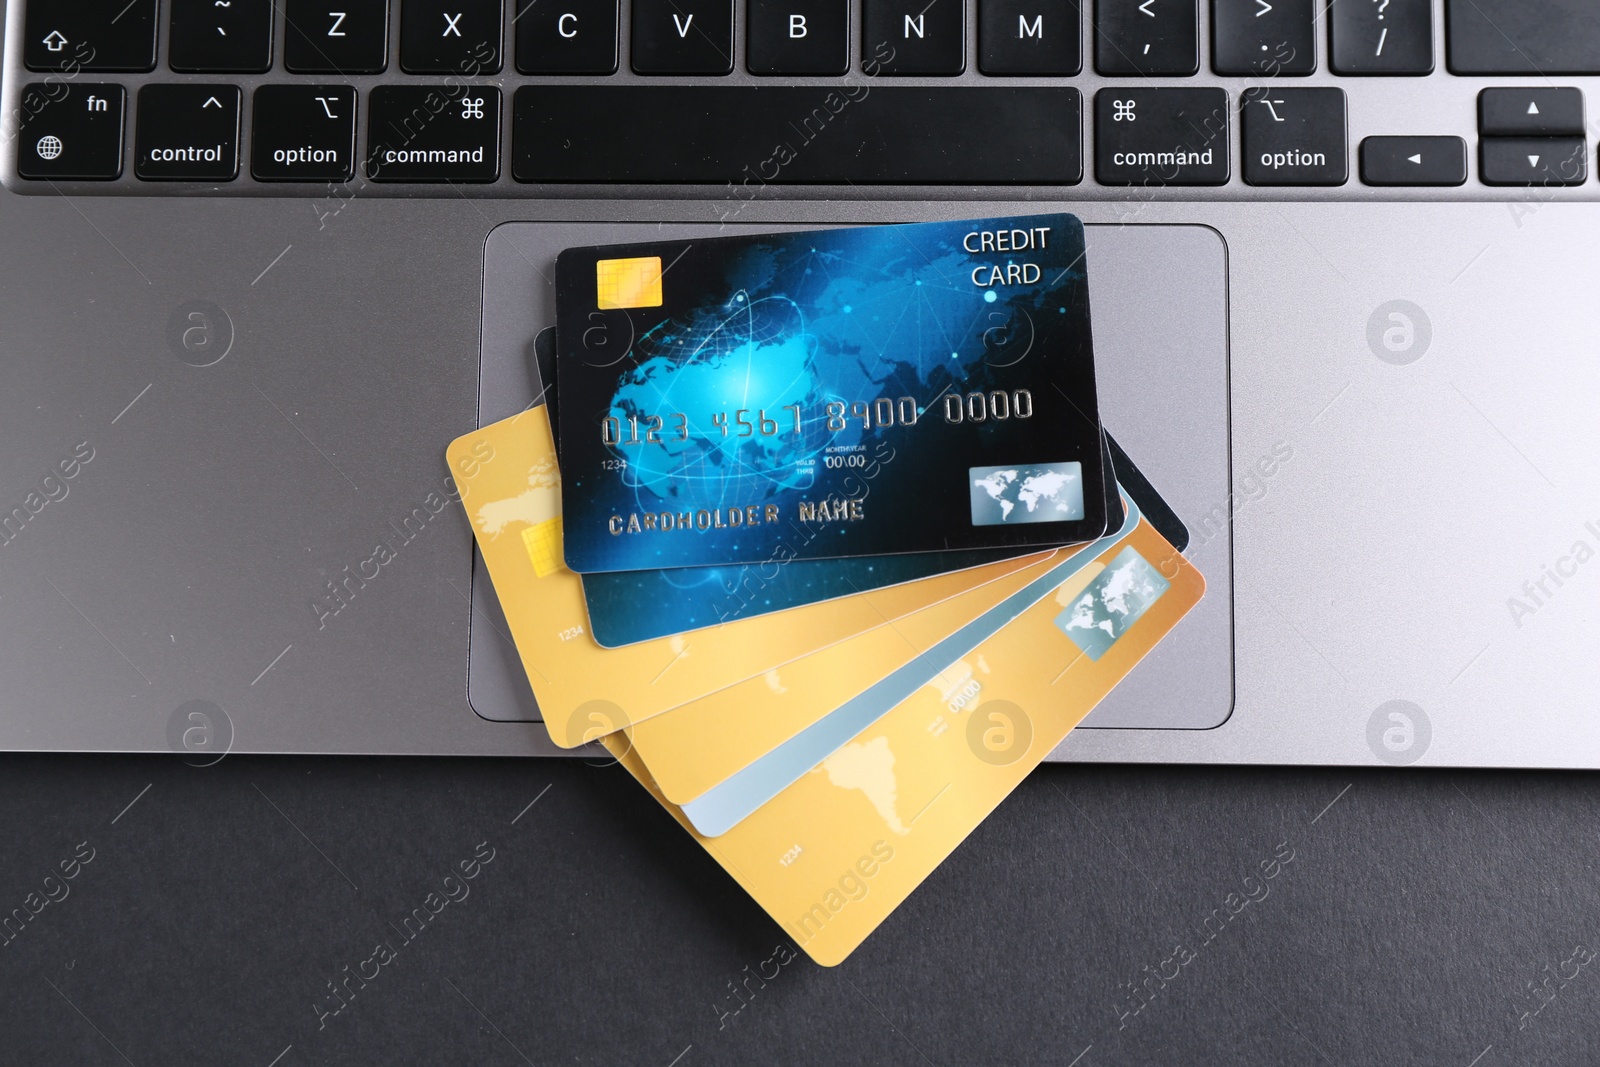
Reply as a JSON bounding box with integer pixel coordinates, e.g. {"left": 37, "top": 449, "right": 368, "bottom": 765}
{"left": 18, "top": 83, "right": 125, "bottom": 180}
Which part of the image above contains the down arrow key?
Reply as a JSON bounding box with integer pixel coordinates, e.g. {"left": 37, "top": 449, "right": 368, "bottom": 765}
{"left": 1481, "top": 136, "right": 1587, "bottom": 187}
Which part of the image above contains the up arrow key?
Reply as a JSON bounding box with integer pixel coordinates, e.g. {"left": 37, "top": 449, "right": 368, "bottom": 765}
{"left": 1528, "top": 101, "right": 1540, "bottom": 115}
{"left": 203, "top": 95, "right": 222, "bottom": 108}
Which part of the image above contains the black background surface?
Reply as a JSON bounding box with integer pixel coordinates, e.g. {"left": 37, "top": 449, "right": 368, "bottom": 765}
{"left": 2, "top": 754, "right": 1597, "bottom": 1064}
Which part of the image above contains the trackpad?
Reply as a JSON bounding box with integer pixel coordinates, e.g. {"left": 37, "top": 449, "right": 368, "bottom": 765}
{"left": 469, "top": 220, "right": 1232, "bottom": 734}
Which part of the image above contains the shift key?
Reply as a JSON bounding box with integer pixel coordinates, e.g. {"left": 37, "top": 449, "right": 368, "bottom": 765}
{"left": 366, "top": 86, "right": 500, "bottom": 182}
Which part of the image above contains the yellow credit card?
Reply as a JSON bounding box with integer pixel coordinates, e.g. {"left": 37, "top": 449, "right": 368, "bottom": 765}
{"left": 446, "top": 406, "right": 1053, "bottom": 747}
{"left": 603, "top": 515, "right": 1203, "bottom": 965}
{"left": 625, "top": 545, "right": 1078, "bottom": 806}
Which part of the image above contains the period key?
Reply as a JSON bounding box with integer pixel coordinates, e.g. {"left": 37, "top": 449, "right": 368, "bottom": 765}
{"left": 366, "top": 85, "right": 500, "bottom": 181}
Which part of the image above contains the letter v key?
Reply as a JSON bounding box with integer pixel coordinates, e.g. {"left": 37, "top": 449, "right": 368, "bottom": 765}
{"left": 672, "top": 12, "right": 694, "bottom": 35}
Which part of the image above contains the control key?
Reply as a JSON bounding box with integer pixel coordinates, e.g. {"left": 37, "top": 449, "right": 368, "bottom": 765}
{"left": 134, "top": 84, "right": 241, "bottom": 181}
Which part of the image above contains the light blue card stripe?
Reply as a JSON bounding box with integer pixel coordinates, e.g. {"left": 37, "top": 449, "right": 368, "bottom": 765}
{"left": 681, "top": 490, "right": 1142, "bottom": 838}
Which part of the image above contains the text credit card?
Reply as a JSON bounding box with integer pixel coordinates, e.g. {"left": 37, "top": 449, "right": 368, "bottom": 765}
{"left": 554, "top": 214, "right": 1107, "bottom": 573}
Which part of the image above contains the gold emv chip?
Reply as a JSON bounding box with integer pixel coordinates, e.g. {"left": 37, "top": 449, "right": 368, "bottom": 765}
{"left": 595, "top": 256, "right": 663, "bottom": 309}
{"left": 521, "top": 517, "right": 565, "bottom": 577}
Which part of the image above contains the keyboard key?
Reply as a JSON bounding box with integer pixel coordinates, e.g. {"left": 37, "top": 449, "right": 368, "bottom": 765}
{"left": 169, "top": 0, "right": 273, "bottom": 72}
{"left": 1329, "top": 0, "right": 1431, "bottom": 75}
{"left": 515, "top": 0, "right": 618, "bottom": 73}
{"left": 863, "top": 0, "right": 964, "bottom": 74}
{"left": 1479, "top": 88, "right": 1584, "bottom": 138}
{"left": 1095, "top": 0, "right": 1197, "bottom": 76}
{"left": 513, "top": 86, "right": 1081, "bottom": 182}
{"left": 24, "top": 0, "right": 158, "bottom": 71}
{"left": 748, "top": 0, "right": 849, "bottom": 75}
{"left": 1447, "top": 0, "right": 1600, "bottom": 75}
{"left": 1211, "top": 0, "right": 1313, "bottom": 75}
{"left": 252, "top": 85, "right": 357, "bottom": 181}
{"left": 1480, "top": 137, "right": 1587, "bottom": 187}
{"left": 1359, "top": 136, "right": 1466, "bottom": 186}
{"left": 367, "top": 86, "right": 500, "bottom": 181}
{"left": 1094, "top": 88, "right": 1227, "bottom": 184}
{"left": 632, "top": 0, "right": 733, "bottom": 73}
{"left": 979, "top": 0, "right": 1080, "bottom": 75}
{"left": 134, "top": 84, "right": 241, "bottom": 181}
{"left": 285, "top": 0, "right": 389, "bottom": 72}
{"left": 1240, "top": 87, "right": 1344, "bottom": 185}
{"left": 401, "top": 0, "right": 503, "bottom": 73}
{"left": 17, "top": 83, "right": 125, "bottom": 180}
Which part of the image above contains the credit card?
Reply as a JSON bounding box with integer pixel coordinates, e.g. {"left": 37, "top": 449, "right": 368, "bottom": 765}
{"left": 681, "top": 489, "right": 1139, "bottom": 835}
{"left": 446, "top": 405, "right": 1054, "bottom": 746}
{"left": 538, "top": 325, "right": 1121, "bottom": 648}
{"left": 602, "top": 511, "right": 1205, "bottom": 965}
{"left": 553, "top": 214, "right": 1107, "bottom": 574}
{"left": 621, "top": 438, "right": 1177, "bottom": 806}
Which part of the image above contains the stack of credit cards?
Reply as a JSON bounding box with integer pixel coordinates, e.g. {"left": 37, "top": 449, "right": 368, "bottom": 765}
{"left": 448, "top": 214, "right": 1206, "bottom": 965}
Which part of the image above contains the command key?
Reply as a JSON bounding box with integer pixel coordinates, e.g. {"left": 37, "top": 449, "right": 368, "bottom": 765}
{"left": 366, "top": 86, "right": 500, "bottom": 182}
{"left": 1094, "top": 88, "right": 1229, "bottom": 186}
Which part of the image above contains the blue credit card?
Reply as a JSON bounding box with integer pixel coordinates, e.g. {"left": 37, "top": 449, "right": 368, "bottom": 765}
{"left": 534, "top": 328, "right": 1123, "bottom": 648}
{"left": 553, "top": 214, "right": 1107, "bottom": 574}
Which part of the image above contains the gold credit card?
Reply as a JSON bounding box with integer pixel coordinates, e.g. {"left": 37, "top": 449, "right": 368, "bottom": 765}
{"left": 446, "top": 406, "right": 1053, "bottom": 746}
{"left": 605, "top": 515, "right": 1204, "bottom": 965}
{"left": 625, "top": 546, "right": 1073, "bottom": 806}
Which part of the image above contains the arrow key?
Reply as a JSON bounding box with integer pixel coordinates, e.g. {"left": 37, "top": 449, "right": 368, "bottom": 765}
{"left": 134, "top": 84, "right": 241, "bottom": 181}
{"left": 1480, "top": 136, "right": 1586, "bottom": 186}
{"left": 1479, "top": 88, "right": 1584, "bottom": 137}
{"left": 1359, "top": 135, "right": 1466, "bottom": 186}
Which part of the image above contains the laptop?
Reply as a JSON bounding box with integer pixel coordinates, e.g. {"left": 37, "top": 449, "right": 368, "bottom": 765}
{"left": 0, "top": 0, "right": 1593, "bottom": 768}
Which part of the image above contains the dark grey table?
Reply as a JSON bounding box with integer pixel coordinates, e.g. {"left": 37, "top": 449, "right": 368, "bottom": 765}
{"left": 2, "top": 755, "right": 1595, "bottom": 1064}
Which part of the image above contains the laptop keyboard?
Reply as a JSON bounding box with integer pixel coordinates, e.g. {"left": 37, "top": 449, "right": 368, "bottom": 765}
{"left": 6, "top": 0, "right": 1600, "bottom": 194}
